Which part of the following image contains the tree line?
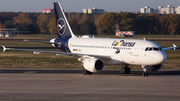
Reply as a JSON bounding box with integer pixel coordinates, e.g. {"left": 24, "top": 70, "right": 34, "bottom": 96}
{"left": 0, "top": 12, "right": 180, "bottom": 35}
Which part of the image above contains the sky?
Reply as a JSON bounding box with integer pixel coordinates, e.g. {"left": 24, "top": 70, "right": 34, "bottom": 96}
{"left": 0, "top": 0, "right": 180, "bottom": 13}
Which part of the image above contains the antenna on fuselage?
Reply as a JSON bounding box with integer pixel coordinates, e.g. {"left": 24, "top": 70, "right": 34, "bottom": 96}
{"left": 143, "top": 37, "right": 146, "bottom": 41}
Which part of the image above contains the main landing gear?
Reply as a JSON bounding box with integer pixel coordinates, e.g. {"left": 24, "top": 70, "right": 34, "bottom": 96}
{"left": 83, "top": 68, "right": 92, "bottom": 75}
{"left": 121, "top": 65, "right": 149, "bottom": 77}
{"left": 142, "top": 65, "right": 148, "bottom": 77}
{"left": 121, "top": 65, "right": 131, "bottom": 74}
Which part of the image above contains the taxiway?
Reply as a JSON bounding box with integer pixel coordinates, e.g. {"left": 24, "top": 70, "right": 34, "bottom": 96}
{"left": 0, "top": 69, "right": 179, "bottom": 101}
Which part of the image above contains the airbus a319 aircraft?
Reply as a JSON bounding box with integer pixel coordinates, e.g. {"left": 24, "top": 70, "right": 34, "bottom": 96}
{"left": 2, "top": 2, "right": 178, "bottom": 77}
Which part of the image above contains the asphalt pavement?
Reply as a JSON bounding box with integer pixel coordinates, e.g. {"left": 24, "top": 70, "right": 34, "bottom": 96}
{"left": 0, "top": 69, "right": 179, "bottom": 101}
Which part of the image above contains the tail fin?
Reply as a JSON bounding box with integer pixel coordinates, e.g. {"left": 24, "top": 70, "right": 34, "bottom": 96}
{"left": 54, "top": 2, "right": 76, "bottom": 39}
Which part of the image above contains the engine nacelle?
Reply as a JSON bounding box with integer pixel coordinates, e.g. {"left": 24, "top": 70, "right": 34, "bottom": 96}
{"left": 147, "top": 64, "right": 162, "bottom": 71}
{"left": 83, "top": 58, "right": 104, "bottom": 73}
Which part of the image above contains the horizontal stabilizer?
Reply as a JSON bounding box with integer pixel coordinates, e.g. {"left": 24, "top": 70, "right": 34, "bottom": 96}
{"left": 33, "top": 51, "right": 42, "bottom": 54}
{"left": 23, "top": 39, "right": 61, "bottom": 45}
{"left": 2, "top": 45, "right": 11, "bottom": 52}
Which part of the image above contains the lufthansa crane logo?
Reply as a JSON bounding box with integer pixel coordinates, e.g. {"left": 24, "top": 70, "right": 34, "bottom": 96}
{"left": 57, "top": 18, "right": 66, "bottom": 36}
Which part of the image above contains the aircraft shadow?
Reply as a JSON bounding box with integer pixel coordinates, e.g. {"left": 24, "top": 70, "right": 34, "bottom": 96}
{"left": 0, "top": 69, "right": 179, "bottom": 76}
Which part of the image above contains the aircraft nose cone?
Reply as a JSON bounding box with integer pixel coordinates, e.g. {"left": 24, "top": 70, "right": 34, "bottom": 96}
{"left": 155, "top": 52, "right": 167, "bottom": 64}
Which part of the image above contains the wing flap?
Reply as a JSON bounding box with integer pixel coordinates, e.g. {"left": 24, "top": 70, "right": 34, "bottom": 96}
{"left": 2, "top": 46, "right": 112, "bottom": 61}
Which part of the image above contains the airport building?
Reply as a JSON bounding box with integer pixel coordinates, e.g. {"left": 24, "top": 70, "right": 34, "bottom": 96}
{"left": 115, "top": 24, "right": 135, "bottom": 37}
{"left": 83, "top": 7, "right": 104, "bottom": 14}
{"left": 0, "top": 28, "right": 17, "bottom": 37}
{"left": 0, "top": 28, "right": 31, "bottom": 38}
{"left": 42, "top": 7, "right": 54, "bottom": 14}
{"left": 140, "top": 5, "right": 180, "bottom": 14}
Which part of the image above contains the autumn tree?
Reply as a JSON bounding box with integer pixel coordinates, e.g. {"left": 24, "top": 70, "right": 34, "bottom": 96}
{"left": 79, "top": 20, "right": 97, "bottom": 34}
{"left": 13, "top": 13, "right": 33, "bottom": 30}
{"left": 93, "top": 15, "right": 101, "bottom": 28}
{"left": 145, "top": 13, "right": 161, "bottom": 34}
{"left": 96, "top": 12, "right": 117, "bottom": 34}
{"left": 47, "top": 16, "right": 56, "bottom": 34}
{"left": 0, "top": 12, "right": 17, "bottom": 24}
{"left": 3, "top": 20, "right": 13, "bottom": 28}
{"left": 119, "top": 18, "right": 135, "bottom": 31}
{"left": 166, "top": 14, "right": 180, "bottom": 35}
{"left": 76, "top": 13, "right": 82, "bottom": 22}
{"left": 132, "top": 14, "right": 149, "bottom": 34}
{"left": 36, "top": 13, "right": 50, "bottom": 34}
{"left": 159, "top": 15, "right": 169, "bottom": 34}
{"left": 68, "top": 13, "right": 80, "bottom": 34}
{"left": 78, "top": 14, "right": 90, "bottom": 24}
{"left": 1, "top": 11, "right": 180, "bottom": 35}
{"left": 0, "top": 22, "right": 5, "bottom": 28}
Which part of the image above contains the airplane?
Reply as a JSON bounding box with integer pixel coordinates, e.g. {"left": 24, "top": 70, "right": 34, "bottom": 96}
{"left": 2, "top": 2, "right": 178, "bottom": 77}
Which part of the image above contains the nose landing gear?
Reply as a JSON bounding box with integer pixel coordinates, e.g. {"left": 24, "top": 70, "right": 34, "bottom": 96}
{"left": 142, "top": 65, "right": 149, "bottom": 77}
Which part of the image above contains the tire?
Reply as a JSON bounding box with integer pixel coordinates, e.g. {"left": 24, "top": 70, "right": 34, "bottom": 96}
{"left": 143, "top": 72, "right": 146, "bottom": 77}
{"left": 146, "top": 72, "right": 149, "bottom": 77}
{"left": 126, "top": 67, "right": 131, "bottom": 74}
{"left": 83, "top": 68, "right": 88, "bottom": 75}
{"left": 121, "top": 67, "right": 126, "bottom": 74}
{"left": 88, "top": 72, "right": 92, "bottom": 75}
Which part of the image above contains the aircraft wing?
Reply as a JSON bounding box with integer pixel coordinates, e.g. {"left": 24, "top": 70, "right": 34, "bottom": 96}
{"left": 162, "top": 44, "right": 178, "bottom": 51}
{"left": 2, "top": 46, "right": 112, "bottom": 61}
{"left": 23, "top": 39, "right": 61, "bottom": 45}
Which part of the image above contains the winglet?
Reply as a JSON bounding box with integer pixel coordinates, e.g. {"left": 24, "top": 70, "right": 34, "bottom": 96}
{"left": 2, "top": 45, "right": 6, "bottom": 52}
{"left": 173, "top": 44, "right": 177, "bottom": 50}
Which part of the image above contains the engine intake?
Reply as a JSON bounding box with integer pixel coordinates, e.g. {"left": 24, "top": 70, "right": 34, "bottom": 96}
{"left": 83, "top": 58, "right": 104, "bottom": 73}
{"left": 147, "top": 64, "right": 162, "bottom": 71}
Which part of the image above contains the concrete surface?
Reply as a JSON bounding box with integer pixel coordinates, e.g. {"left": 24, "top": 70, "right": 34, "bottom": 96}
{"left": 0, "top": 69, "right": 179, "bottom": 101}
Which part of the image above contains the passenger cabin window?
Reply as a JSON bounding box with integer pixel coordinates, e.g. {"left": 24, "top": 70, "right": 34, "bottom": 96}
{"left": 145, "top": 47, "right": 160, "bottom": 51}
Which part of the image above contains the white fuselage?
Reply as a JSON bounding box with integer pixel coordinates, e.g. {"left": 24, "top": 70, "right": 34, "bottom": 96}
{"left": 67, "top": 37, "right": 167, "bottom": 66}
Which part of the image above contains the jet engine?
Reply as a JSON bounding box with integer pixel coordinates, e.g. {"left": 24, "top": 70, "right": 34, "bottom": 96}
{"left": 83, "top": 58, "right": 104, "bottom": 73}
{"left": 147, "top": 64, "right": 162, "bottom": 71}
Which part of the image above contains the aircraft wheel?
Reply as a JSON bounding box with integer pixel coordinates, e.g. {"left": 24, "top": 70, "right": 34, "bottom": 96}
{"left": 83, "top": 68, "right": 92, "bottom": 75}
{"left": 87, "top": 71, "right": 92, "bottom": 75}
{"left": 126, "top": 67, "right": 131, "bottom": 74}
{"left": 146, "top": 72, "right": 149, "bottom": 77}
{"left": 83, "top": 68, "right": 88, "bottom": 75}
{"left": 143, "top": 72, "right": 146, "bottom": 77}
{"left": 121, "top": 67, "right": 126, "bottom": 74}
{"left": 143, "top": 72, "right": 149, "bottom": 77}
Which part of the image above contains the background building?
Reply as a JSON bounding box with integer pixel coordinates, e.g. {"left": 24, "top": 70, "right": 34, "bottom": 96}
{"left": 175, "top": 6, "right": 180, "bottom": 14}
{"left": 140, "top": 5, "right": 179, "bottom": 14}
{"left": 83, "top": 7, "right": 104, "bottom": 14}
{"left": 115, "top": 24, "right": 135, "bottom": 37}
{"left": 42, "top": 7, "right": 54, "bottom": 13}
{"left": 0, "top": 28, "right": 17, "bottom": 37}
{"left": 140, "top": 6, "right": 153, "bottom": 13}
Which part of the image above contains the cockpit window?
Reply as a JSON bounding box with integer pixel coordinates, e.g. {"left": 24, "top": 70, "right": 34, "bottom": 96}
{"left": 145, "top": 47, "right": 160, "bottom": 51}
{"left": 149, "top": 47, "right": 152, "bottom": 51}
{"left": 153, "top": 47, "right": 159, "bottom": 51}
